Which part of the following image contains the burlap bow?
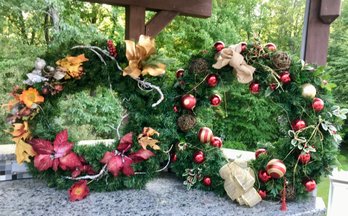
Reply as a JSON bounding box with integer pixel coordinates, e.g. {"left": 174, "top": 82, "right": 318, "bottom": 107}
{"left": 123, "top": 35, "right": 166, "bottom": 79}
{"left": 219, "top": 160, "right": 262, "bottom": 207}
{"left": 212, "top": 43, "right": 255, "bottom": 83}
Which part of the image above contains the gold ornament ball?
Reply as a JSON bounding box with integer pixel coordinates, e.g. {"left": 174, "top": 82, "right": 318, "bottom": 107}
{"left": 301, "top": 83, "right": 317, "bottom": 98}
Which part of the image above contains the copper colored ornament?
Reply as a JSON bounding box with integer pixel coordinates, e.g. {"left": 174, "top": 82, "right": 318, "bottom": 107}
{"left": 198, "top": 127, "right": 213, "bottom": 143}
{"left": 210, "top": 136, "right": 222, "bottom": 148}
{"left": 181, "top": 94, "right": 196, "bottom": 110}
{"left": 206, "top": 74, "right": 219, "bottom": 87}
{"left": 202, "top": 176, "right": 212, "bottom": 186}
{"left": 193, "top": 151, "right": 205, "bottom": 164}
{"left": 266, "top": 159, "right": 286, "bottom": 179}
{"left": 210, "top": 94, "right": 222, "bottom": 106}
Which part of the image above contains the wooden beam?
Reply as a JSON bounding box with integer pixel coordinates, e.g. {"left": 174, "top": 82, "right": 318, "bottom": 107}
{"left": 320, "top": 0, "right": 341, "bottom": 24}
{"left": 125, "top": 6, "right": 145, "bottom": 40}
{"left": 82, "top": 0, "right": 212, "bottom": 18}
{"left": 145, "top": 11, "right": 178, "bottom": 37}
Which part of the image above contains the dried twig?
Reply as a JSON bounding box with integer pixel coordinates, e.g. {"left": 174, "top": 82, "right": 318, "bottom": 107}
{"left": 64, "top": 164, "right": 108, "bottom": 181}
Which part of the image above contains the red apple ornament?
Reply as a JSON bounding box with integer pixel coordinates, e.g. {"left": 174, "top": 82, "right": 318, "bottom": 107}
{"left": 304, "top": 180, "right": 316, "bottom": 192}
{"left": 312, "top": 98, "right": 324, "bottom": 112}
{"left": 181, "top": 94, "right": 196, "bottom": 110}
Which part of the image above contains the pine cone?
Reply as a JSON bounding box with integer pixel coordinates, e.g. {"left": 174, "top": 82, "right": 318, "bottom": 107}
{"left": 189, "top": 58, "right": 209, "bottom": 74}
{"left": 272, "top": 52, "right": 291, "bottom": 70}
{"left": 177, "top": 114, "right": 196, "bottom": 132}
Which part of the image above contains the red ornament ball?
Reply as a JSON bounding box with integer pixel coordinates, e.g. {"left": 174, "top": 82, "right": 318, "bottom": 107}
{"left": 304, "top": 180, "right": 316, "bottom": 192}
{"left": 171, "top": 153, "right": 177, "bottom": 163}
{"left": 210, "top": 136, "right": 222, "bottom": 148}
{"left": 206, "top": 74, "right": 219, "bottom": 87}
{"left": 258, "top": 170, "right": 271, "bottom": 183}
{"left": 255, "top": 148, "right": 267, "bottom": 158}
{"left": 210, "top": 94, "right": 222, "bottom": 106}
{"left": 198, "top": 127, "right": 213, "bottom": 143}
{"left": 181, "top": 94, "right": 196, "bottom": 110}
{"left": 298, "top": 153, "right": 311, "bottom": 164}
{"left": 266, "top": 159, "right": 286, "bottom": 179}
{"left": 265, "top": 43, "right": 277, "bottom": 52}
{"left": 291, "top": 119, "right": 306, "bottom": 131}
{"left": 249, "top": 82, "right": 260, "bottom": 94}
{"left": 202, "top": 176, "right": 212, "bottom": 186}
{"left": 214, "top": 41, "right": 225, "bottom": 52}
{"left": 241, "top": 42, "right": 247, "bottom": 52}
{"left": 193, "top": 151, "right": 205, "bottom": 164}
{"left": 312, "top": 98, "right": 324, "bottom": 112}
{"left": 279, "top": 71, "right": 291, "bottom": 84}
{"left": 258, "top": 190, "right": 267, "bottom": 199}
{"left": 176, "top": 69, "right": 184, "bottom": 78}
{"left": 269, "top": 83, "right": 277, "bottom": 91}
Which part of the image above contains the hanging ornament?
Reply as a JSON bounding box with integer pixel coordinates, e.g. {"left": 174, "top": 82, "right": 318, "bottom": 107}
{"left": 312, "top": 98, "right": 324, "bottom": 112}
{"left": 258, "top": 170, "right": 271, "bottom": 183}
{"left": 176, "top": 69, "right": 184, "bottom": 78}
{"left": 249, "top": 82, "right": 260, "bottom": 94}
{"left": 265, "top": 43, "right": 277, "bottom": 52}
{"left": 291, "top": 119, "right": 306, "bottom": 131}
{"left": 258, "top": 190, "right": 267, "bottom": 199}
{"left": 181, "top": 94, "right": 196, "bottom": 110}
{"left": 304, "top": 180, "right": 316, "bottom": 192}
{"left": 173, "top": 105, "right": 179, "bottom": 113}
{"left": 266, "top": 159, "right": 286, "bottom": 179}
{"left": 269, "top": 83, "right": 277, "bottom": 91}
{"left": 206, "top": 74, "right": 219, "bottom": 87}
{"left": 202, "top": 176, "right": 212, "bottom": 186}
{"left": 193, "top": 151, "right": 205, "bottom": 164}
{"left": 280, "top": 178, "right": 287, "bottom": 211}
{"left": 198, "top": 127, "right": 213, "bottom": 143}
{"left": 279, "top": 71, "right": 291, "bottom": 84}
{"left": 255, "top": 148, "right": 267, "bottom": 158}
{"left": 301, "top": 83, "right": 317, "bottom": 98}
{"left": 241, "top": 42, "right": 247, "bottom": 52}
{"left": 210, "top": 136, "right": 222, "bottom": 148}
{"left": 171, "top": 153, "right": 177, "bottom": 163}
{"left": 214, "top": 41, "right": 225, "bottom": 52}
{"left": 210, "top": 94, "right": 222, "bottom": 106}
{"left": 298, "top": 153, "right": 311, "bottom": 164}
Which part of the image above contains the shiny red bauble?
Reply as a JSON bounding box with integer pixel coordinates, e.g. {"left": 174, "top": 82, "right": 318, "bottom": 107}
{"left": 176, "top": 69, "right": 184, "bottom": 78}
{"left": 265, "top": 43, "right": 277, "bottom": 52}
{"left": 241, "top": 42, "right": 247, "bottom": 52}
{"left": 193, "top": 151, "right": 205, "bottom": 164}
{"left": 181, "top": 94, "right": 196, "bottom": 110}
{"left": 171, "top": 153, "right": 177, "bottom": 163}
{"left": 298, "top": 153, "right": 311, "bottom": 164}
{"left": 210, "top": 94, "right": 222, "bottom": 106}
{"left": 210, "top": 136, "right": 222, "bottom": 148}
{"left": 258, "top": 190, "right": 267, "bottom": 199}
{"left": 214, "top": 41, "right": 225, "bottom": 52}
{"left": 202, "top": 176, "right": 212, "bottom": 186}
{"left": 249, "top": 82, "right": 260, "bottom": 94}
{"left": 291, "top": 119, "right": 306, "bottom": 131}
{"left": 206, "top": 74, "right": 219, "bottom": 87}
{"left": 304, "top": 180, "right": 316, "bottom": 192}
{"left": 258, "top": 170, "right": 271, "bottom": 183}
{"left": 255, "top": 148, "right": 267, "bottom": 158}
{"left": 279, "top": 71, "right": 291, "bottom": 84}
{"left": 312, "top": 98, "right": 324, "bottom": 112}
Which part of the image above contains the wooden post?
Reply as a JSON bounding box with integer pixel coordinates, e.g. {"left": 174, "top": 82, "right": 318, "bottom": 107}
{"left": 301, "top": 0, "right": 341, "bottom": 65}
{"left": 125, "top": 6, "right": 145, "bottom": 41}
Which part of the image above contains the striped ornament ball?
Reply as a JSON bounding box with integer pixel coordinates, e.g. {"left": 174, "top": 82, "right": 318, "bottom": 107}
{"left": 197, "top": 127, "right": 213, "bottom": 144}
{"left": 266, "top": 159, "right": 286, "bottom": 179}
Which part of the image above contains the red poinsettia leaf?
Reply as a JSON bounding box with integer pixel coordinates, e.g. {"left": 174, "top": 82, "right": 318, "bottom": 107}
{"left": 107, "top": 155, "right": 123, "bottom": 177}
{"left": 68, "top": 180, "right": 90, "bottom": 202}
{"left": 30, "top": 139, "right": 54, "bottom": 155}
{"left": 53, "top": 158, "right": 59, "bottom": 171}
{"left": 53, "top": 129, "right": 69, "bottom": 149}
{"left": 54, "top": 141, "right": 74, "bottom": 158}
{"left": 117, "top": 132, "right": 133, "bottom": 152}
{"left": 100, "top": 151, "right": 114, "bottom": 164}
{"left": 71, "top": 169, "right": 81, "bottom": 178}
{"left": 59, "top": 152, "right": 82, "bottom": 170}
{"left": 34, "top": 154, "right": 53, "bottom": 171}
{"left": 121, "top": 156, "right": 135, "bottom": 176}
{"left": 129, "top": 149, "right": 155, "bottom": 163}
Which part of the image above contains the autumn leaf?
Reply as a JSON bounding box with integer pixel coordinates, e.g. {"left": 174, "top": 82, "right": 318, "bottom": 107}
{"left": 19, "top": 88, "right": 44, "bottom": 109}
{"left": 15, "top": 139, "right": 36, "bottom": 164}
{"left": 137, "top": 127, "right": 160, "bottom": 150}
{"left": 56, "top": 54, "right": 89, "bottom": 79}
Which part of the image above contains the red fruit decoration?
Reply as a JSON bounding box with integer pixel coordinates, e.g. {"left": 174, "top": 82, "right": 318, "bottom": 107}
{"left": 304, "top": 180, "right": 316, "bottom": 192}
{"left": 312, "top": 98, "right": 324, "bottom": 112}
{"left": 249, "top": 82, "right": 260, "bottom": 94}
{"left": 266, "top": 159, "right": 287, "bottom": 179}
{"left": 173, "top": 105, "right": 179, "bottom": 113}
{"left": 258, "top": 190, "right": 267, "bottom": 199}
{"left": 255, "top": 148, "right": 267, "bottom": 158}
{"left": 241, "top": 42, "right": 247, "bottom": 52}
{"left": 198, "top": 127, "right": 214, "bottom": 144}
{"left": 210, "top": 94, "right": 222, "bottom": 106}
{"left": 214, "top": 41, "right": 225, "bottom": 52}
{"left": 107, "top": 40, "right": 117, "bottom": 57}
{"left": 193, "top": 151, "right": 205, "bottom": 164}
{"left": 176, "top": 69, "right": 184, "bottom": 78}
{"left": 171, "top": 153, "right": 177, "bottom": 163}
{"left": 181, "top": 94, "right": 196, "bottom": 110}
{"left": 210, "top": 136, "right": 222, "bottom": 148}
{"left": 291, "top": 119, "right": 306, "bottom": 131}
{"left": 279, "top": 71, "right": 291, "bottom": 84}
{"left": 202, "top": 176, "right": 212, "bottom": 186}
{"left": 270, "top": 83, "right": 277, "bottom": 91}
{"left": 265, "top": 43, "right": 277, "bottom": 52}
{"left": 298, "top": 153, "right": 311, "bottom": 164}
{"left": 258, "top": 170, "right": 271, "bottom": 183}
{"left": 206, "top": 74, "right": 219, "bottom": 87}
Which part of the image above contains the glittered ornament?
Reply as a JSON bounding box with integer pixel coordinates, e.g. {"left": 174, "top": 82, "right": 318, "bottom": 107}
{"left": 298, "top": 153, "right": 311, "bottom": 164}
{"left": 210, "top": 136, "right": 222, "bottom": 148}
{"left": 304, "top": 180, "right": 316, "bottom": 192}
{"left": 312, "top": 98, "right": 324, "bottom": 112}
{"left": 266, "top": 159, "right": 286, "bottom": 179}
{"left": 272, "top": 52, "right": 291, "bottom": 70}
{"left": 210, "top": 94, "right": 222, "bottom": 106}
{"left": 301, "top": 83, "right": 317, "bottom": 98}
{"left": 206, "top": 74, "right": 219, "bottom": 87}
{"left": 265, "top": 43, "right": 277, "bottom": 52}
{"left": 177, "top": 114, "right": 196, "bottom": 132}
{"left": 279, "top": 71, "right": 291, "bottom": 84}
{"left": 193, "top": 151, "right": 205, "bottom": 164}
{"left": 214, "top": 41, "right": 225, "bottom": 52}
{"left": 202, "top": 176, "right": 212, "bottom": 186}
{"left": 176, "top": 69, "right": 184, "bottom": 78}
{"left": 255, "top": 148, "right": 267, "bottom": 158}
{"left": 249, "top": 82, "right": 260, "bottom": 94}
{"left": 198, "top": 127, "right": 213, "bottom": 143}
{"left": 181, "top": 94, "right": 196, "bottom": 110}
{"left": 258, "top": 190, "right": 267, "bottom": 199}
{"left": 258, "top": 170, "right": 271, "bottom": 183}
{"left": 291, "top": 119, "right": 306, "bottom": 131}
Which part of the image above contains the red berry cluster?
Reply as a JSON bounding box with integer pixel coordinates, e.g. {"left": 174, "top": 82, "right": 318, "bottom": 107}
{"left": 107, "top": 40, "right": 117, "bottom": 58}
